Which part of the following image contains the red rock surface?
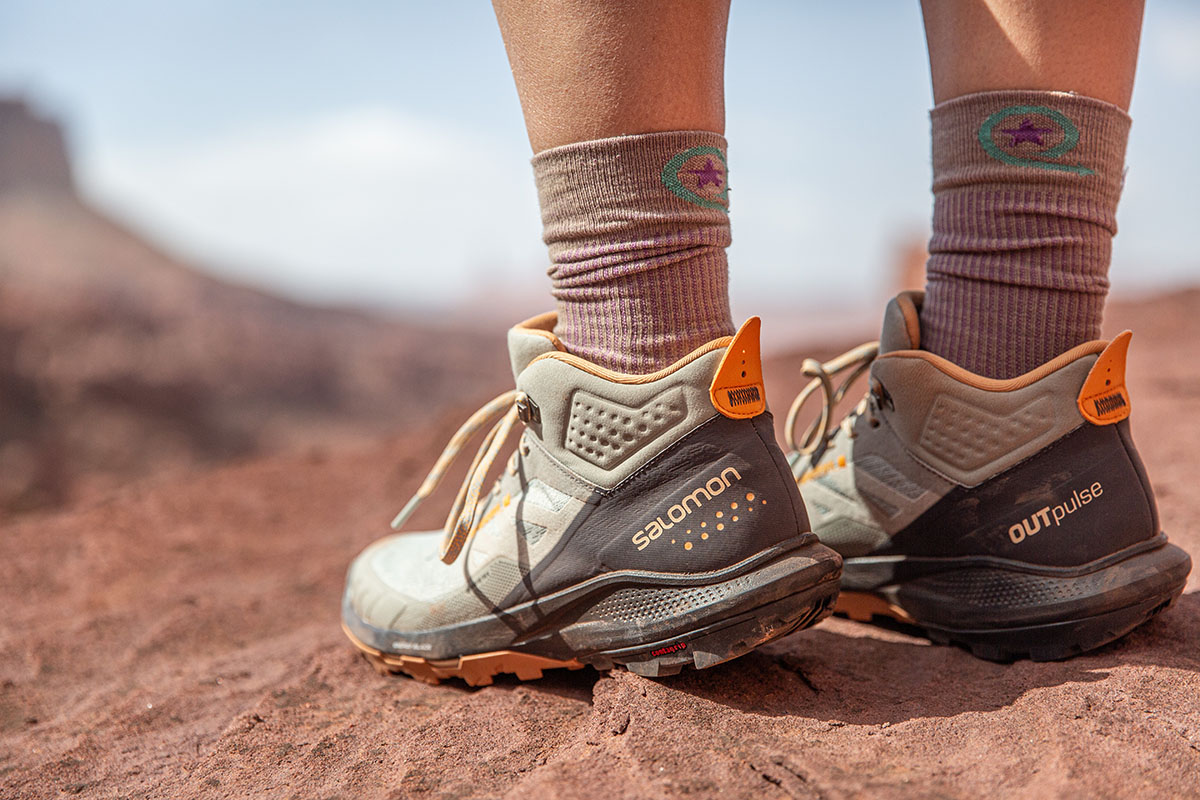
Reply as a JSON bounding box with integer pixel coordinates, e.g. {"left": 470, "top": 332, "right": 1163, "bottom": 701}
{"left": 2, "top": 293, "right": 1197, "bottom": 800}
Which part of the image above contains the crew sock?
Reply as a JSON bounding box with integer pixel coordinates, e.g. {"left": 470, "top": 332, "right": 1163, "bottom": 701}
{"left": 533, "top": 131, "right": 735, "bottom": 374}
{"left": 922, "top": 90, "right": 1131, "bottom": 378}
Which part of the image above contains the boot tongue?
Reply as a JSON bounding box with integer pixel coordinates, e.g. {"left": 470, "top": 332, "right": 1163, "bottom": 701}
{"left": 507, "top": 312, "right": 564, "bottom": 380}
{"left": 878, "top": 291, "right": 924, "bottom": 354}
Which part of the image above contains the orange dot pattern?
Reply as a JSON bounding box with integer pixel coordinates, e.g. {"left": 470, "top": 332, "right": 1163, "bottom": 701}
{"left": 668, "top": 488, "right": 768, "bottom": 550}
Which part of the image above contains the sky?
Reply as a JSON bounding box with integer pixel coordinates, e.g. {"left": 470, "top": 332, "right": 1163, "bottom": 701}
{"left": 1, "top": 1, "right": 1198, "bottom": 322}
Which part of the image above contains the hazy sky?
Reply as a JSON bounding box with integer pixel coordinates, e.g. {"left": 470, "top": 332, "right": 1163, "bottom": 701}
{"left": 1, "top": 1, "right": 1198, "bottom": 318}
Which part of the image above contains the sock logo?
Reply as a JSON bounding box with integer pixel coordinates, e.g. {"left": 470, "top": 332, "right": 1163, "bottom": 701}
{"left": 978, "top": 105, "right": 1094, "bottom": 176}
{"left": 1007, "top": 481, "right": 1104, "bottom": 544}
{"left": 661, "top": 146, "right": 730, "bottom": 212}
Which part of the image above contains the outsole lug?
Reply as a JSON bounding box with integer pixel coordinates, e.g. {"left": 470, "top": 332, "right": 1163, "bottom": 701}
{"left": 344, "top": 584, "right": 839, "bottom": 687}
{"left": 838, "top": 586, "right": 1182, "bottom": 663}
{"left": 344, "top": 624, "right": 588, "bottom": 687}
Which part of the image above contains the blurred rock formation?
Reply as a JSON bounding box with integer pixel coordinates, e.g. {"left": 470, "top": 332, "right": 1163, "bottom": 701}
{"left": 0, "top": 97, "right": 507, "bottom": 515}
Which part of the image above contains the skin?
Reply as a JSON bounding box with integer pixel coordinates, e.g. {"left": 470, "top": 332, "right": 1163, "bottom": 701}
{"left": 491, "top": 0, "right": 730, "bottom": 153}
{"left": 920, "top": 0, "right": 1145, "bottom": 109}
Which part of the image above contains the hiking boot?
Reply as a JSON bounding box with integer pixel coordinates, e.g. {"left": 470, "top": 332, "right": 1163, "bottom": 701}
{"left": 342, "top": 314, "right": 841, "bottom": 685}
{"left": 786, "top": 291, "right": 1190, "bottom": 661}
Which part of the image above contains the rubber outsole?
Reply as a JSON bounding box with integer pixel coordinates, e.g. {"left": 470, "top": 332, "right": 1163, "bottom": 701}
{"left": 835, "top": 541, "right": 1191, "bottom": 662}
{"left": 345, "top": 577, "right": 839, "bottom": 686}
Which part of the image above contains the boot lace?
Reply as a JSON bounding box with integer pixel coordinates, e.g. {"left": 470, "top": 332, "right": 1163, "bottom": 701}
{"left": 785, "top": 341, "right": 880, "bottom": 472}
{"left": 389, "top": 389, "right": 530, "bottom": 564}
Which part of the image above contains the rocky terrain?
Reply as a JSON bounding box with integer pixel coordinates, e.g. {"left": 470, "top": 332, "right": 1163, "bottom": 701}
{"left": 1, "top": 291, "right": 1197, "bottom": 800}
{"left": 1, "top": 96, "right": 1197, "bottom": 799}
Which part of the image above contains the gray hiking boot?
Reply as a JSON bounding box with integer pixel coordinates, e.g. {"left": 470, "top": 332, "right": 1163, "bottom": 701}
{"left": 342, "top": 314, "right": 841, "bottom": 685}
{"left": 786, "top": 291, "right": 1190, "bottom": 661}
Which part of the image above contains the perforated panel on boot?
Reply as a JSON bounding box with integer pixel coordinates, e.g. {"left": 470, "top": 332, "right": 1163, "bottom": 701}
{"left": 855, "top": 455, "right": 928, "bottom": 501}
{"left": 565, "top": 387, "right": 687, "bottom": 469}
{"left": 918, "top": 394, "right": 1054, "bottom": 473}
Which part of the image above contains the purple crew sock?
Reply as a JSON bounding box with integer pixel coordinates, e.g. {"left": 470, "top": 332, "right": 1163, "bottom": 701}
{"left": 532, "top": 131, "right": 735, "bottom": 374}
{"left": 922, "top": 90, "right": 1131, "bottom": 378}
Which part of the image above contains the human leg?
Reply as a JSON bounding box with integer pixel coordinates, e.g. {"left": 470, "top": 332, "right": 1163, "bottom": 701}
{"left": 920, "top": 0, "right": 1142, "bottom": 378}
{"left": 340, "top": 3, "right": 844, "bottom": 684}
{"left": 783, "top": 1, "right": 1189, "bottom": 660}
{"left": 494, "top": 0, "right": 735, "bottom": 374}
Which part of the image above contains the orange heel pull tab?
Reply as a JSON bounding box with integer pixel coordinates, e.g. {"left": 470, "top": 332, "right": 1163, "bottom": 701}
{"left": 1078, "top": 330, "right": 1132, "bottom": 425}
{"left": 710, "top": 316, "right": 766, "bottom": 419}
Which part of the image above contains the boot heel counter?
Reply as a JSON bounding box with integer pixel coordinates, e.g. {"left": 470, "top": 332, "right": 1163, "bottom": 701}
{"left": 751, "top": 411, "right": 812, "bottom": 536}
{"left": 1116, "top": 418, "right": 1161, "bottom": 536}
{"left": 617, "top": 414, "right": 810, "bottom": 565}
{"left": 886, "top": 421, "right": 1158, "bottom": 567}
{"left": 984, "top": 421, "right": 1158, "bottom": 565}
{"left": 544, "top": 413, "right": 811, "bottom": 581}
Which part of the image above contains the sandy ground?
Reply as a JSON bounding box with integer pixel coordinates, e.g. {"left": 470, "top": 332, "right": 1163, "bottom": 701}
{"left": 2, "top": 293, "right": 1199, "bottom": 800}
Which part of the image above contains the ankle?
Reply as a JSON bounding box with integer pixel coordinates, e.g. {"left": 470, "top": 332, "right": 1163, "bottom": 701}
{"left": 534, "top": 131, "right": 735, "bottom": 374}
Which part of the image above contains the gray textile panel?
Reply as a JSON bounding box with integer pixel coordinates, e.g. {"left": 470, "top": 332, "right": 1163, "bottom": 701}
{"left": 855, "top": 454, "right": 932, "bottom": 501}
{"left": 811, "top": 516, "right": 890, "bottom": 558}
{"left": 518, "top": 349, "right": 725, "bottom": 491}
{"left": 476, "top": 435, "right": 598, "bottom": 574}
{"left": 804, "top": 405, "right": 953, "bottom": 539}
{"left": 851, "top": 412, "right": 953, "bottom": 535}
{"left": 879, "top": 293, "right": 921, "bottom": 353}
{"left": 507, "top": 325, "right": 560, "bottom": 380}
{"left": 565, "top": 386, "right": 688, "bottom": 470}
{"left": 872, "top": 353, "right": 1094, "bottom": 488}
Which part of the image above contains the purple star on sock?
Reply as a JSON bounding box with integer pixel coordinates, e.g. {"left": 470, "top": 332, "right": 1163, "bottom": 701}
{"left": 687, "top": 158, "right": 724, "bottom": 189}
{"left": 1001, "top": 118, "right": 1055, "bottom": 146}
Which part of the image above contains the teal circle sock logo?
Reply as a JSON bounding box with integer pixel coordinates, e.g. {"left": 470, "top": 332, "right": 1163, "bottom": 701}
{"left": 978, "top": 105, "right": 1094, "bottom": 175}
{"left": 661, "top": 146, "right": 729, "bottom": 211}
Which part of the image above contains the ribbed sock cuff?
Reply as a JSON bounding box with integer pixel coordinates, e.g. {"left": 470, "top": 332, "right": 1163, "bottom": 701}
{"left": 931, "top": 90, "right": 1130, "bottom": 202}
{"left": 533, "top": 131, "right": 734, "bottom": 373}
{"left": 922, "top": 90, "right": 1130, "bottom": 378}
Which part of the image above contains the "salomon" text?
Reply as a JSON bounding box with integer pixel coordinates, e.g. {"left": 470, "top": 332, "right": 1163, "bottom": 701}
{"left": 632, "top": 467, "right": 742, "bottom": 551}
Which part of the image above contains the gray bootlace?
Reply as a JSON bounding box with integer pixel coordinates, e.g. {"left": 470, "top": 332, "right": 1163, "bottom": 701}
{"left": 390, "top": 389, "right": 526, "bottom": 564}
{"left": 785, "top": 341, "right": 880, "bottom": 471}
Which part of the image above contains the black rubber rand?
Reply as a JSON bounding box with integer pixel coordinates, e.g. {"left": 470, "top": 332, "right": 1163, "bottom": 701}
{"left": 840, "top": 420, "right": 1192, "bottom": 661}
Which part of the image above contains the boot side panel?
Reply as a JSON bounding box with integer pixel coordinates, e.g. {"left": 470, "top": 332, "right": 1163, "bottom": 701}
{"left": 880, "top": 420, "right": 1158, "bottom": 567}
{"left": 511, "top": 412, "right": 813, "bottom": 600}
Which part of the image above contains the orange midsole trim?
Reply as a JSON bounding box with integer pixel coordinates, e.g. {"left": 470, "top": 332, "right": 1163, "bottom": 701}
{"left": 342, "top": 622, "right": 584, "bottom": 673}
{"left": 835, "top": 591, "right": 916, "bottom": 624}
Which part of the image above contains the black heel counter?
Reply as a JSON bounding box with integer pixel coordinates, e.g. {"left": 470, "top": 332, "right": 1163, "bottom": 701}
{"left": 526, "top": 414, "right": 812, "bottom": 590}
{"left": 1116, "top": 418, "right": 1161, "bottom": 536}
{"left": 751, "top": 411, "right": 812, "bottom": 536}
{"left": 885, "top": 422, "right": 1158, "bottom": 567}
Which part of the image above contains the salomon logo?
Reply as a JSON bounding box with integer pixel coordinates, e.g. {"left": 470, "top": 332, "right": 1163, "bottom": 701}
{"left": 726, "top": 386, "right": 761, "bottom": 407}
{"left": 1008, "top": 481, "right": 1104, "bottom": 544}
{"left": 631, "top": 467, "right": 742, "bottom": 551}
{"left": 1093, "top": 393, "right": 1127, "bottom": 416}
